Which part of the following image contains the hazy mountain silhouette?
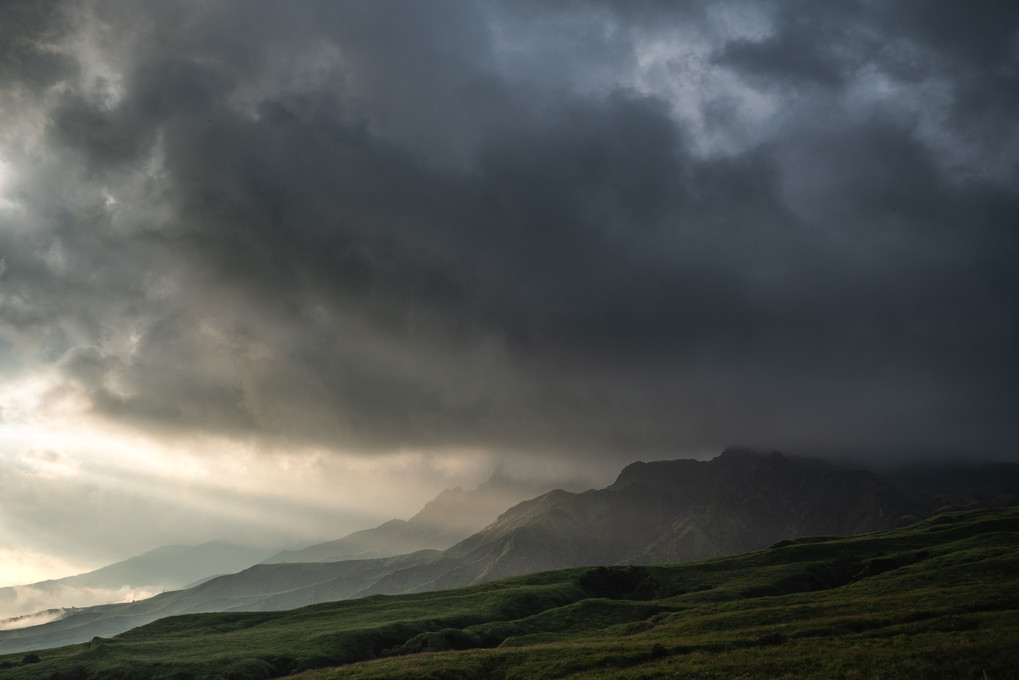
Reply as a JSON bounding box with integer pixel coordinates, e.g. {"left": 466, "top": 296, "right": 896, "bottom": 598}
{"left": 263, "top": 469, "right": 548, "bottom": 564}
{"left": 0, "top": 469, "right": 544, "bottom": 641}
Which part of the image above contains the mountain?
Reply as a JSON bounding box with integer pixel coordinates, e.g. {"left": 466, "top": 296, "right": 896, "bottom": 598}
{"left": 0, "top": 449, "right": 934, "bottom": 653}
{"left": 355, "top": 448, "right": 922, "bottom": 594}
{"left": 264, "top": 469, "right": 547, "bottom": 563}
{"left": 2, "top": 505, "right": 1016, "bottom": 679}
{"left": 0, "top": 542, "right": 271, "bottom": 625}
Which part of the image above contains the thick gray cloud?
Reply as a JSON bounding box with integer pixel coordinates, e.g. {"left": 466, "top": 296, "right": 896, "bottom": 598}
{"left": 1, "top": 0, "right": 1017, "bottom": 464}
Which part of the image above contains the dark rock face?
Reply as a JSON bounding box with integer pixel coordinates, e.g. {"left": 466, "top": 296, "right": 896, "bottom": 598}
{"left": 503, "top": 450, "right": 918, "bottom": 565}
{"left": 609, "top": 450, "right": 922, "bottom": 563}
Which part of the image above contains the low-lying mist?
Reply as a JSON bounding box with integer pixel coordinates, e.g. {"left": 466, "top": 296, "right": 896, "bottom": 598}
{"left": 0, "top": 584, "right": 162, "bottom": 626}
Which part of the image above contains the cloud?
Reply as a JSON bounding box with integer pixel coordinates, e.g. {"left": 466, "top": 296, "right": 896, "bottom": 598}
{"left": 0, "top": 0, "right": 1015, "bottom": 474}
{"left": 0, "top": 546, "right": 85, "bottom": 595}
{"left": 0, "top": 585, "right": 157, "bottom": 625}
{"left": 0, "top": 608, "right": 69, "bottom": 631}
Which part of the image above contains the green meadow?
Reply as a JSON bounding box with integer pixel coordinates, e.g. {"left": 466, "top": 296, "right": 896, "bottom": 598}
{"left": 2, "top": 506, "right": 1017, "bottom": 680}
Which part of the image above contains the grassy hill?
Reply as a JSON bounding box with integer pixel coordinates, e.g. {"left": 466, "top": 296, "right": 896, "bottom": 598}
{"left": 1, "top": 505, "right": 1016, "bottom": 680}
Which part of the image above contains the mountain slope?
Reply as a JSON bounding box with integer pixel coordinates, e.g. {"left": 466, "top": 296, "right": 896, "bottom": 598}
{"left": 264, "top": 470, "right": 546, "bottom": 563}
{"left": 1, "top": 505, "right": 1016, "bottom": 680}
{"left": 0, "top": 551, "right": 439, "bottom": 654}
{"left": 0, "top": 542, "right": 271, "bottom": 624}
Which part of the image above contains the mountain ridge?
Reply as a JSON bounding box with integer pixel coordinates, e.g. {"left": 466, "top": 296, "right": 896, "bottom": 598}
{"left": 1, "top": 450, "right": 1015, "bottom": 654}
{"left": 350, "top": 449, "right": 921, "bottom": 596}
{"left": 263, "top": 470, "right": 549, "bottom": 564}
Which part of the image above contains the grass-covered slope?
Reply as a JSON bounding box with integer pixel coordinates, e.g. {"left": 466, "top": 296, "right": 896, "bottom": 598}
{"left": 1, "top": 506, "right": 1016, "bottom": 680}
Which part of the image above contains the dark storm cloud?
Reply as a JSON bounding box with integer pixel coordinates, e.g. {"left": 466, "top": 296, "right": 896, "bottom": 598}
{"left": 0, "top": 0, "right": 76, "bottom": 92}
{"left": 717, "top": 2, "right": 857, "bottom": 88}
{"left": 2, "top": 0, "right": 1017, "bottom": 460}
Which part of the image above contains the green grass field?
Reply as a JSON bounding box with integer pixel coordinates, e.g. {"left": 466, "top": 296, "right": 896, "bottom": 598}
{"left": 2, "top": 506, "right": 1017, "bottom": 680}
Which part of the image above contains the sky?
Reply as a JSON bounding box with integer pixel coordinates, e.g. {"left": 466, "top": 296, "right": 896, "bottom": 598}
{"left": 1, "top": 0, "right": 1017, "bottom": 588}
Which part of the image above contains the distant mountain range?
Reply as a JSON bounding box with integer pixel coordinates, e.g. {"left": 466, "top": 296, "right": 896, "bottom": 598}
{"left": 1, "top": 449, "right": 1016, "bottom": 654}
